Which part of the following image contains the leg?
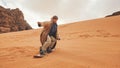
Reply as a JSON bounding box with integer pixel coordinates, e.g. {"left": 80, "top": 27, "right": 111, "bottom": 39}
{"left": 50, "top": 36, "right": 57, "bottom": 48}
{"left": 40, "top": 35, "right": 51, "bottom": 55}
{"left": 51, "top": 41, "right": 57, "bottom": 49}
{"left": 47, "top": 36, "right": 56, "bottom": 53}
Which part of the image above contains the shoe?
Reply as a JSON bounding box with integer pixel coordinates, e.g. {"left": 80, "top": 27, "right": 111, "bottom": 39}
{"left": 40, "top": 49, "right": 46, "bottom": 55}
{"left": 47, "top": 47, "right": 52, "bottom": 53}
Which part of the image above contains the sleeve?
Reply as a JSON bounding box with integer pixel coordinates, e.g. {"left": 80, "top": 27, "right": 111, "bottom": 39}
{"left": 37, "top": 21, "right": 50, "bottom": 27}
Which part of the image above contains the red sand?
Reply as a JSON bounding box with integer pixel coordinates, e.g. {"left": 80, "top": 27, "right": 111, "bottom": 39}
{"left": 0, "top": 16, "right": 120, "bottom": 68}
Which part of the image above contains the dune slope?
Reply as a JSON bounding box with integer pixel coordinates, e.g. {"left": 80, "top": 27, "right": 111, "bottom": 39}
{"left": 0, "top": 16, "right": 120, "bottom": 68}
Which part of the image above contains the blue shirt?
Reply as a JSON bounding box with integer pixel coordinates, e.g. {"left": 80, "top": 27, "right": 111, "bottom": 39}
{"left": 49, "top": 23, "right": 57, "bottom": 38}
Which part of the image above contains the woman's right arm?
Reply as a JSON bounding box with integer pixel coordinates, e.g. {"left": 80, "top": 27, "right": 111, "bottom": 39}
{"left": 37, "top": 21, "right": 51, "bottom": 27}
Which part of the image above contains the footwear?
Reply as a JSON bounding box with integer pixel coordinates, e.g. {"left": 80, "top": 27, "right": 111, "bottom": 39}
{"left": 47, "top": 47, "right": 52, "bottom": 53}
{"left": 40, "top": 49, "right": 46, "bottom": 55}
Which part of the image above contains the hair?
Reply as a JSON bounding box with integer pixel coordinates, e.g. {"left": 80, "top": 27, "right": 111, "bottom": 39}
{"left": 52, "top": 15, "right": 58, "bottom": 19}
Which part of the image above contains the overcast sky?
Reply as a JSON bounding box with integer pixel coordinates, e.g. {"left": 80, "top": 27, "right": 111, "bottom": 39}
{"left": 0, "top": 0, "right": 120, "bottom": 28}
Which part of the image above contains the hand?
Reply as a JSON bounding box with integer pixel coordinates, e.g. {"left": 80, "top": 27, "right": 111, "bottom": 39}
{"left": 57, "top": 37, "right": 61, "bottom": 40}
{"left": 37, "top": 22, "right": 41, "bottom": 27}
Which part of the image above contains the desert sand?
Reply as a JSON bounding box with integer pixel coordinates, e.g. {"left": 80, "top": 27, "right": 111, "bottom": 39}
{"left": 0, "top": 16, "right": 120, "bottom": 68}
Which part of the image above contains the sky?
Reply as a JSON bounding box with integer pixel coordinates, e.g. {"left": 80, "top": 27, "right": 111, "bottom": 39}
{"left": 0, "top": 0, "right": 120, "bottom": 28}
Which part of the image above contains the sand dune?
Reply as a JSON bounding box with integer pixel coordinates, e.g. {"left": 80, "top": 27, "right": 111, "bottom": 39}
{"left": 0, "top": 16, "right": 120, "bottom": 68}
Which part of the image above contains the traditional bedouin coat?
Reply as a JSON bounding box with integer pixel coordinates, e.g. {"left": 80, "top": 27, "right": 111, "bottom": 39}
{"left": 38, "top": 21, "right": 58, "bottom": 46}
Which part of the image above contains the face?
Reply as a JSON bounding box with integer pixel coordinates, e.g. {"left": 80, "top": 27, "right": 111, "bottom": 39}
{"left": 51, "top": 18, "right": 58, "bottom": 23}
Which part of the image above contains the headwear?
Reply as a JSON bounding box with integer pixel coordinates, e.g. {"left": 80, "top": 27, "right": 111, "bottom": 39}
{"left": 52, "top": 15, "right": 58, "bottom": 19}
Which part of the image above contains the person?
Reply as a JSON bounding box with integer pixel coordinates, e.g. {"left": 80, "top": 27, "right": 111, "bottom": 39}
{"left": 34, "top": 16, "right": 60, "bottom": 58}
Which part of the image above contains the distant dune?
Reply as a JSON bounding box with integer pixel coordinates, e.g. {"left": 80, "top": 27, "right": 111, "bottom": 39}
{"left": 0, "top": 16, "right": 120, "bottom": 68}
{"left": 106, "top": 11, "right": 120, "bottom": 17}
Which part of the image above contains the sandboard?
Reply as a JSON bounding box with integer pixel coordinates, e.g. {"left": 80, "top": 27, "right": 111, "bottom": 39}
{"left": 33, "top": 54, "right": 44, "bottom": 58}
